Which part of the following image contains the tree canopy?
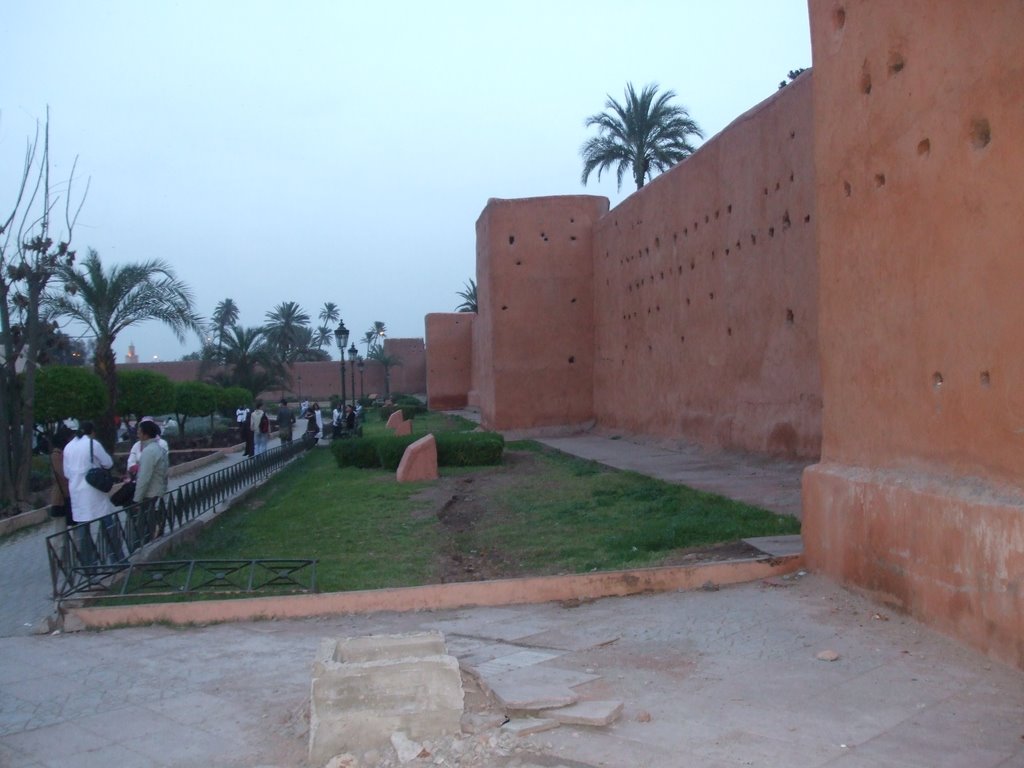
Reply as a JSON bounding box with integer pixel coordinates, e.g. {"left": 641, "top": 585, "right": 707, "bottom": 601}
{"left": 48, "top": 248, "right": 203, "bottom": 449}
{"left": 580, "top": 82, "right": 704, "bottom": 191}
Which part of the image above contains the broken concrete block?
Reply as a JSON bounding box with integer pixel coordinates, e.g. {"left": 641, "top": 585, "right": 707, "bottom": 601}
{"left": 393, "top": 419, "right": 412, "bottom": 436}
{"left": 309, "top": 632, "right": 464, "bottom": 764}
{"left": 385, "top": 410, "right": 405, "bottom": 430}
{"left": 396, "top": 434, "right": 438, "bottom": 483}
{"left": 541, "top": 700, "right": 624, "bottom": 726}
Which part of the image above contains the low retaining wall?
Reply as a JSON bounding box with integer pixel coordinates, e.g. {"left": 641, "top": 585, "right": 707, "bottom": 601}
{"left": 63, "top": 553, "right": 802, "bottom": 630}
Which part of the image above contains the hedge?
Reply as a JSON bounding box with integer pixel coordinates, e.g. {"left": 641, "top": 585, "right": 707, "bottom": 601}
{"left": 331, "top": 431, "right": 504, "bottom": 471}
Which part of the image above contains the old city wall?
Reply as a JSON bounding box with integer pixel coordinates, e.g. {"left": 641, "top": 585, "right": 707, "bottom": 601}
{"left": 473, "top": 196, "right": 610, "bottom": 431}
{"left": 802, "top": 0, "right": 1024, "bottom": 667}
{"left": 591, "top": 74, "right": 820, "bottom": 457}
{"left": 425, "top": 313, "right": 474, "bottom": 411}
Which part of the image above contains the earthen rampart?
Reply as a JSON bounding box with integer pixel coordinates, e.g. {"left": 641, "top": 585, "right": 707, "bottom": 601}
{"left": 802, "top": 0, "right": 1024, "bottom": 668}
{"left": 591, "top": 74, "right": 820, "bottom": 457}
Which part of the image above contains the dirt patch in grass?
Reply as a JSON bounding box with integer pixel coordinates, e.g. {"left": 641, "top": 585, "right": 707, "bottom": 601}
{"left": 410, "top": 450, "right": 768, "bottom": 583}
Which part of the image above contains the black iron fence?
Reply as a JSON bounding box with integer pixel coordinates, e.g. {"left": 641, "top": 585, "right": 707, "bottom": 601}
{"left": 46, "top": 436, "right": 316, "bottom": 600}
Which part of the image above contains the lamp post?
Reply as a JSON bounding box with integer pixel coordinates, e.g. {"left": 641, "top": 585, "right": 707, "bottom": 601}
{"left": 333, "top": 320, "right": 349, "bottom": 409}
{"left": 347, "top": 343, "right": 358, "bottom": 407}
{"left": 357, "top": 358, "right": 365, "bottom": 400}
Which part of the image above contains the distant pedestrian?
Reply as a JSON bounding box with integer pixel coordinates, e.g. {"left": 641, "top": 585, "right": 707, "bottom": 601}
{"left": 237, "top": 404, "right": 252, "bottom": 456}
{"left": 251, "top": 400, "right": 269, "bottom": 455}
{"left": 277, "top": 399, "right": 294, "bottom": 444}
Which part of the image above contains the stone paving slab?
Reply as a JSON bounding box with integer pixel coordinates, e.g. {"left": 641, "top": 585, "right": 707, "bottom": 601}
{"left": 743, "top": 533, "right": 804, "bottom": 556}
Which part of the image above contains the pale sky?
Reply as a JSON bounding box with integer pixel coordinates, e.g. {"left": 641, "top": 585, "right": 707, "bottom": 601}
{"left": 3, "top": 1, "right": 811, "bottom": 362}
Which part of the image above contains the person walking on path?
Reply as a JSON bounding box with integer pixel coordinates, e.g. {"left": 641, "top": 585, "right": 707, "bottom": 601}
{"left": 62, "top": 421, "right": 117, "bottom": 565}
{"left": 277, "top": 399, "right": 294, "bottom": 444}
{"left": 251, "top": 400, "right": 269, "bottom": 455}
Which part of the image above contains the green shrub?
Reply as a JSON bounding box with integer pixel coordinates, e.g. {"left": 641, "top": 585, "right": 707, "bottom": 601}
{"left": 378, "top": 403, "right": 427, "bottom": 421}
{"left": 331, "top": 438, "right": 381, "bottom": 469}
{"left": 331, "top": 431, "right": 504, "bottom": 471}
{"left": 376, "top": 435, "right": 419, "bottom": 470}
{"left": 436, "top": 432, "right": 504, "bottom": 466}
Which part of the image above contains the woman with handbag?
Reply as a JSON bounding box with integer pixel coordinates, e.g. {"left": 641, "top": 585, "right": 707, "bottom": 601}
{"left": 62, "top": 421, "right": 118, "bottom": 565}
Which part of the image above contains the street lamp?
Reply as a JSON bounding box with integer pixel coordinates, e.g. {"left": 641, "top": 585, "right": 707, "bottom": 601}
{"left": 357, "top": 358, "right": 365, "bottom": 400}
{"left": 333, "top": 320, "right": 349, "bottom": 408}
{"left": 347, "top": 343, "right": 358, "bottom": 407}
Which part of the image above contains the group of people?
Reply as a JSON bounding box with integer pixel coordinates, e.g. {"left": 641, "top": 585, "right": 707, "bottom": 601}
{"left": 51, "top": 417, "right": 170, "bottom": 565}
{"left": 233, "top": 398, "right": 363, "bottom": 453}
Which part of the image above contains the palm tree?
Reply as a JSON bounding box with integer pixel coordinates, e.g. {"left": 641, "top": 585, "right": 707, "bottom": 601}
{"left": 314, "top": 302, "right": 341, "bottom": 352}
{"left": 361, "top": 330, "right": 376, "bottom": 357}
{"left": 210, "top": 298, "right": 239, "bottom": 355}
{"left": 455, "top": 278, "right": 477, "bottom": 313}
{"left": 367, "top": 345, "right": 401, "bottom": 399}
{"left": 204, "top": 324, "right": 285, "bottom": 395}
{"left": 289, "top": 326, "right": 330, "bottom": 362}
{"left": 318, "top": 302, "right": 340, "bottom": 327}
{"left": 366, "top": 320, "right": 387, "bottom": 352}
{"left": 264, "top": 301, "right": 311, "bottom": 362}
{"left": 49, "top": 249, "right": 203, "bottom": 448}
{"left": 580, "top": 82, "right": 704, "bottom": 191}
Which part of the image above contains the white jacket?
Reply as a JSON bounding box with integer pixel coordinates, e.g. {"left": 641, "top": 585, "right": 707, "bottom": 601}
{"left": 63, "top": 435, "right": 116, "bottom": 523}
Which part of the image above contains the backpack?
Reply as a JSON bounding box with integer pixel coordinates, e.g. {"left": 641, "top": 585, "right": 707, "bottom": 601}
{"left": 259, "top": 413, "right": 269, "bottom": 433}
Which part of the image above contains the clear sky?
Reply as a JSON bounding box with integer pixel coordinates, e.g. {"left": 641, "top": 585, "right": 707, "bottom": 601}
{"left": 3, "top": 0, "right": 811, "bottom": 362}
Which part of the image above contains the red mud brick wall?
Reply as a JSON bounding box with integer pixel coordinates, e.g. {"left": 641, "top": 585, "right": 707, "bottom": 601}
{"left": 474, "top": 196, "right": 610, "bottom": 431}
{"left": 803, "top": 0, "right": 1024, "bottom": 668}
{"left": 425, "top": 313, "right": 475, "bottom": 410}
{"left": 591, "top": 74, "right": 821, "bottom": 458}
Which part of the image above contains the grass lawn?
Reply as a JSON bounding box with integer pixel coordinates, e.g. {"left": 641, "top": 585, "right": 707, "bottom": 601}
{"left": 165, "top": 428, "right": 800, "bottom": 594}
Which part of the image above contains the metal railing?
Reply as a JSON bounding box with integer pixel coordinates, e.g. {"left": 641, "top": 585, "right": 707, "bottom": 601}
{"left": 98, "top": 558, "right": 317, "bottom": 599}
{"left": 46, "top": 435, "right": 316, "bottom": 600}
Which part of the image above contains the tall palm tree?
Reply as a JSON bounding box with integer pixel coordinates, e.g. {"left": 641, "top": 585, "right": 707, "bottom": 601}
{"left": 289, "top": 326, "right": 330, "bottom": 362}
{"left": 580, "top": 82, "right": 704, "bottom": 191}
{"left": 318, "top": 302, "right": 340, "bottom": 327}
{"left": 455, "top": 278, "right": 477, "bottom": 313}
{"left": 366, "top": 320, "right": 387, "bottom": 352}
{"left": 264, "top": 301, "right": 311, "bottom": 362}
{"left": 210, "top": 298, "right": 239, "bottom": 355}
{"left": 367, "top": 345, "right": 401, "bottom": 399}
{"left": 361, "top": 330, "right": 376, "bottom": 357}
{"left": 204, "top": 324, "right": 284, "bottom": 396}
{"left": 314, "top": 302, "right": 340, "bottom": 352}
{"left": 49, "top": 249, "right": 204, "bottom": 448}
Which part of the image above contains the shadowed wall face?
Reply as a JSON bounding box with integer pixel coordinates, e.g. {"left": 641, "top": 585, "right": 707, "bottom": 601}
{"left": 474, "top": 196, "right": 610, "bottom": 431}
{"left": 425, "top": 313, "right": 474, "bottom": 410}
{"left": 592, "top": 75, "right": 820, "bottom": 458}
{"left": 803, "top": 0, "right": 1024, "bottom": 668}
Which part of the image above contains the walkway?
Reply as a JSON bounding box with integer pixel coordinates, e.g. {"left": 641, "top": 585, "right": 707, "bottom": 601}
{"left": 2, "top": 574, "right": 1022, "bottom": 767}
{"left": 0, "top": 427, "right": 303, "bottom": 639}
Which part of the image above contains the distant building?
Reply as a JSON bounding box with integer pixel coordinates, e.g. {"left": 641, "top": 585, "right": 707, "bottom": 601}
{"left": 125, "top": 342, "right": 139, "bottom": 364}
